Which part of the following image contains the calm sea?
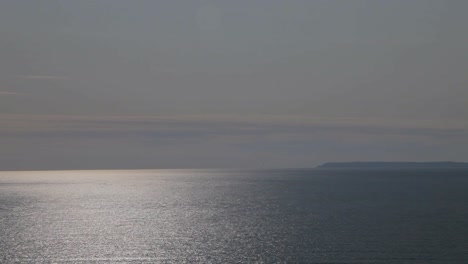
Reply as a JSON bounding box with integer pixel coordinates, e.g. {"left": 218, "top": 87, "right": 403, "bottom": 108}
{"left": 1, "top": 169, "right": 467, "bottom": 263}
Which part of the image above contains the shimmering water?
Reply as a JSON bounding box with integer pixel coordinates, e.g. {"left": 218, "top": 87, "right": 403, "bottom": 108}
{"left": 1, "top": 169, "right": 468, "bottom": 263}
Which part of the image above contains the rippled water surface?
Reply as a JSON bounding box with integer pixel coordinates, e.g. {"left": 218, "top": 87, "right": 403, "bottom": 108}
{"left": 1, "top": 169, "right": 468, "bottom": 263}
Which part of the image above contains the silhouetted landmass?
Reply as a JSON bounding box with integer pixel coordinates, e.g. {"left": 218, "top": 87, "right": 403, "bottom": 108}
{"left": 317, "top": 162, "right": 468, "bottom": 169}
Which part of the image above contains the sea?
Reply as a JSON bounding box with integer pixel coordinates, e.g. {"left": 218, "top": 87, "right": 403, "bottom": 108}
{"left": 1, "top": 168, "right": 467, "bottom": 263}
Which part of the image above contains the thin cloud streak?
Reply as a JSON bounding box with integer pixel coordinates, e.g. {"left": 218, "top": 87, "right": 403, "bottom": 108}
{"left": 17, "top": 75, "right": 68, "bottom": 80}
{"left": 0, "top": 91, "right": 22, "bottom": 96}
{"left": 1, "top": 114, "right": 466, "bottom": 142}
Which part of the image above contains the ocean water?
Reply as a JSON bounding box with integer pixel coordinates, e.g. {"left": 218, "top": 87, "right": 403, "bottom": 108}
{"left": 1, "top": 169, "right": 467, "bottom": 263}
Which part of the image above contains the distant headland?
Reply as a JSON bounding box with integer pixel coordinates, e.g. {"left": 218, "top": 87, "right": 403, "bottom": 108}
{"left": 317, "top": 162, "right": 468, "bottom": 169}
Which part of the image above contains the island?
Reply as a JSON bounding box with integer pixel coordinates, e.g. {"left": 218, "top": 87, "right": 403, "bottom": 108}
{"left": 317, "top": 162, "right": 468, "bottom": 169}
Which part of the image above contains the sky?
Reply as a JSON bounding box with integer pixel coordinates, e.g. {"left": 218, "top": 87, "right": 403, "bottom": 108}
{"left": 1, "top": 0, "right": 467, "bottom": 170}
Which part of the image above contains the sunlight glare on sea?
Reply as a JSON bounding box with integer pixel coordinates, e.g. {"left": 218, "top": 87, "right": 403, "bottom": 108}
{"left": 1, "top": 169, "right": 468, "bottom": 263}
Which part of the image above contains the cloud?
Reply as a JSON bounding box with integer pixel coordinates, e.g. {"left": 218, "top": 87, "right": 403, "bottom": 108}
{"left": 0, "top": 91, "right": 22, "bottom": 96}
{"left": 0, "top": 114, "right": 466, "bottom": 143}
{"left": 1, "top": 114, "right": 467, "bottom": 170}
{"left": 17, "top": 75, "right": 68, "bottom": 80}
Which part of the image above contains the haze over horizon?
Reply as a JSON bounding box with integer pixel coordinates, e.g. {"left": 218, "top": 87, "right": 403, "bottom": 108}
{"left": 1, "top": 0, "right": 467, "bottom": 170}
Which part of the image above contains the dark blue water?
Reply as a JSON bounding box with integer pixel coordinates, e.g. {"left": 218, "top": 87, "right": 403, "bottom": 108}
{"left": 1, "top": 169, "right": 468, "bottom": 263}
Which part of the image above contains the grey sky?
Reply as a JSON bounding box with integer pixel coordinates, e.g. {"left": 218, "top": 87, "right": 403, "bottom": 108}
{"left": 1, "top": 0, "right": 467, "bottom": 169}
